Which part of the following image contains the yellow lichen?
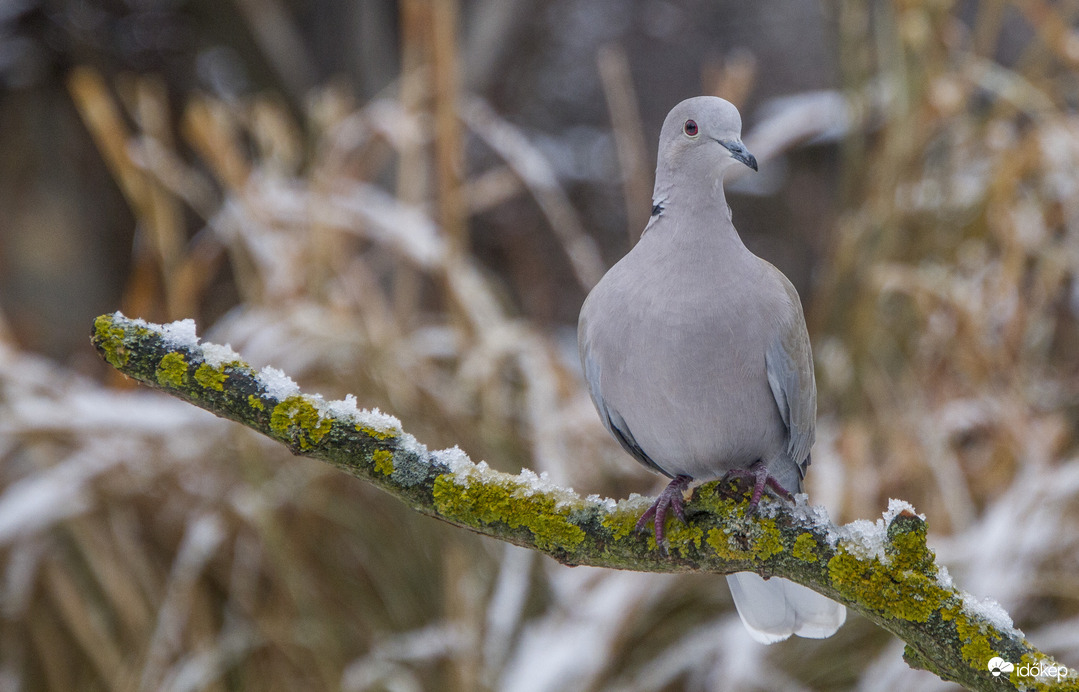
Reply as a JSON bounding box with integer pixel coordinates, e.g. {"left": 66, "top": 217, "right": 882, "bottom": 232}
{"left": 373, "top": 449, "right": 394, "bottom": 476}
{"left": 432, "top": 473, "right": 585, "bottom": 552}
{"left": 155, "top": 352, "right": 187, "bottom": 388}
{"left": 194, "top": 363, "right": 228, "bottom": 391}
{"left": 754, "top": 519, "right": 784, "bottom": 561}
{"left": 940, "top": 604, "right": 1002, "bottom": 672}
{"left": 601, "top": 506, "right": 642, "bottom": 541}
{"left": 270, "top": 396, "right": 333, "bottom": 450}
{"left": 247, "top": 395, "right": 265, "bottom": 411}
{"left": 94, "top": 315, "right": 129, "bottom": 368}
{"left": 665, "top": 520, "right": 704, "bottom": 558}
{"left": 793, "top": 533, "right": 819, "bottom": 563}
{"left": 358, "top": 425, "right": 396, "bottom": 441}
{"left": 707, "top": 527, "right": 749, "bottom": 561}
{"left": 887, "top": 514, "right": 934, "bottom": 572}
{"left": 828, "top": 547, "right": 946, "bottom": 622}
{"left": 706, "top": 516, "right": 784, "bottom": 563}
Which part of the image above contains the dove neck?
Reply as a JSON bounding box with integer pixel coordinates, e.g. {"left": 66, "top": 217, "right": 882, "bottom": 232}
{"left": 651, "top": 170, "right": 746, "bottom": 251}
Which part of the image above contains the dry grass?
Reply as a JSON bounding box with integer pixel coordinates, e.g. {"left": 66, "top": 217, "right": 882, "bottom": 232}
{"left": 1, "top": 2, "right": 1078, "bottom": 691}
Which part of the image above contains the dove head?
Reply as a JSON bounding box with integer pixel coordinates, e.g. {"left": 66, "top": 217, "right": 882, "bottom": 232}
{"left": 653, "top": 96, "right": 757, "bottom": 198}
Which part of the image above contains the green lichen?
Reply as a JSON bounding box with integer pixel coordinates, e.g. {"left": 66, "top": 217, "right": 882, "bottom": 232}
{"left": 247, "top": 395, "right": 265, "bottom": 411}
{"left": 155, "top": 352, "right": 188, "bottom": 388}
{"left": 94, "top": 315, "right": 129, "bottom": 368}
{"left": 358, "top": 425, "right": 396, "bottom": 441}
{"left": 793, "top": 533, "right": 819, "bottom": 563}
{"left": 194, "top": 363, "right": 228, "bottom": 391}
{"left": 373, "top": 449, "right": 394, "bottom": 476}
{"left": 432, "top": 473, "right": 585, "bottom": 552}
{"left": 270, "top": 396, "right": 333, "bottom": 450}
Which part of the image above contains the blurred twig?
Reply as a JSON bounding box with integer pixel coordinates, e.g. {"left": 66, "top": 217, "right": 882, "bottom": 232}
{"left": 461, "top": 97, "right": 605, "bottom": 289}
{"left": 232, "top": 0, "right": 318, "bottom": 102}
{"left": 597, "top": 44, "right": 651, "bottom": 245}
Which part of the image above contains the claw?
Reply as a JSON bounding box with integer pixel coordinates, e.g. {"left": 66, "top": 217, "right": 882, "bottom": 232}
{"left": 724, "top": 461, "right": 794, "bottom": 512}
{"left": 635, "top": 475, "right": 692, "bottom": 552}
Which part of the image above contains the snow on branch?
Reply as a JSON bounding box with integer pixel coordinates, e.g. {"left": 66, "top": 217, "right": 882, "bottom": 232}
{"left": 91, "top": 312, "right": 1076, "bottom": 692}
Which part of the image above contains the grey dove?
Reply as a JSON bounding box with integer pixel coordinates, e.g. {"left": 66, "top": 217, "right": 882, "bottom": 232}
{"left": 578, "top": 96, "right": 846, "bottom": 644}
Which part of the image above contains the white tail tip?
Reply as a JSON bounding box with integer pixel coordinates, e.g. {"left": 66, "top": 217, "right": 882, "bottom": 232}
{"left": 726, "top": 572, "right": 846, "bottom": 644}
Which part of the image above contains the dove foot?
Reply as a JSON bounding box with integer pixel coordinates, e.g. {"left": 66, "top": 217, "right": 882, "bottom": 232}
{"left": 724, "top": 461, "right": 794, "bottom": 512}
{"left": 635, "top": 474, "right": 692, "bottom": 552}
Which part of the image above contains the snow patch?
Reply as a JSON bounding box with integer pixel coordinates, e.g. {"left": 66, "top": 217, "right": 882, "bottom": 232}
{"left": 397, "top": 432, "right": 428, "bottom": 458}
{"left": 618, "top": 493, "right": 656, "bottom": 514}
{"left": 200, "top": 342, "right": 242, "bottom": 367}
{"left": 323, "top": 396, "right": 408, "bottom": 442}
{"left": 517, "top": 468, "right": 573, "bottom": 498}
{"left": 831, "top": 499, "right": 926, "bottom": 560}
{"left": 158, "top": 319, "right": 200, "bottom": 350}
{"left": 586, "top": 494, "right": 617, "bottom": 513}
{"left": 936, "top": 565, "right": 954, "bottom": 590}
{"left": 353, "top": 406, "right": 404, "bottom": 437}
{"left": 324, "top": 394, "right": 360, "bottom": 420}
{"left": 960, "top": 589, "right": 1019, "bottom": 636}
{"left": 432, "top": 446, "right": 474, "bottom": 478}
{"left": 788, "top": 494, "right": 837, "bottom": 544}
{"left": 257, "top": 366, "right": 301, "bottom": 399}
{"left": 836, "top": 518, "right": 888, "bottom": 560}
{"left": 883, "top": 497, "right": 924, "bottom": 523}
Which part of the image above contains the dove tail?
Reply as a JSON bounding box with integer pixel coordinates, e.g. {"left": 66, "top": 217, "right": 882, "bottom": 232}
{"left": 726, "top": 572, "right": 846, "bottom": 644}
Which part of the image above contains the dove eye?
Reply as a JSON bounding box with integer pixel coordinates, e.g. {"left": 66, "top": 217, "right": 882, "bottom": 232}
{"left": 683, "top": 119, "right": 698, "bottom": 137}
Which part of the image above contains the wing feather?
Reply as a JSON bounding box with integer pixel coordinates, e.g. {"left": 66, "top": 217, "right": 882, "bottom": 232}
{"left": 764, "top": 268, "right": 816, "bottom": 473}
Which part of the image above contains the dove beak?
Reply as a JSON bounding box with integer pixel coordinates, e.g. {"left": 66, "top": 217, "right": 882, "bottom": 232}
{"left": 719, "top": 139, "right": 758, "bottom": 172}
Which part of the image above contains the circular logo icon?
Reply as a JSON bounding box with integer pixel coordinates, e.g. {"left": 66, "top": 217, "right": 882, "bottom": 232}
{"left": 987, "top": 657, "right": 1014, "bottom": 677}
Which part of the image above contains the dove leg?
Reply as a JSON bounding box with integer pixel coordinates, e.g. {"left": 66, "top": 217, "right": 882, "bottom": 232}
{"left": 635, "top": 474, "right": 692, "bottom": 550}
{"left": 725, "top": 461, "right": 795, "bottom": 512}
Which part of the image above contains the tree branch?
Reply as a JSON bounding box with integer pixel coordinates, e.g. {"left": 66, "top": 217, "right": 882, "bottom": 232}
{"left": 91, "top": 312, "right": 1076, "bottom": 691}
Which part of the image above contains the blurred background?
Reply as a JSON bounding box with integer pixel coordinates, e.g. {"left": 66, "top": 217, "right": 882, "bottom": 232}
{"left": 1, "top": 0, "right": 1078, "bottom": 690}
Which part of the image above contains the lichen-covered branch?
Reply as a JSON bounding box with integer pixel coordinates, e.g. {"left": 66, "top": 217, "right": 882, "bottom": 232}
{"left": 91, "top": 312, "right": 1075, "bottom": 692}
